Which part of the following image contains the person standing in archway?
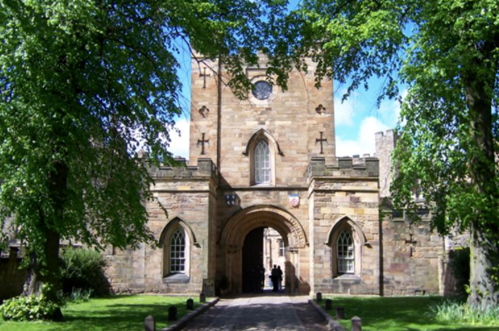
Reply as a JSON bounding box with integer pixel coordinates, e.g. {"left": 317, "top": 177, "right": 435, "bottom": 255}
{"left": 258, "top": 264, "right": 265, "bottom": 292}
{"left": 271, "top": 265, "right": 279, "bottom": 292}
{"left": 277, "top": 266, "right": 283, "bottom": 291}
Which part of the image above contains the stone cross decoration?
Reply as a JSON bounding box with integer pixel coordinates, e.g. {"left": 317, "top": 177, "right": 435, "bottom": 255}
{"left": 405, "top": 233, "right": 417, "bottom": 257}
{"left": 316, "top": 132, "right": 327, "bottom": 154}
{"left": 200, "top": 67, "right": 210, "bottom": 89}
{"left": 199, "top": 105, "right": 209, "bottom": 118}
{"left": 315, "top": 104, "right": 326, "bottom": 114}
{"left": 197, "top": 133, "right": 209, "bottom": 155}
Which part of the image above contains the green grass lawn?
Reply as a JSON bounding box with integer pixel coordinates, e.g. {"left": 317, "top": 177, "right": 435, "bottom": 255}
{"left": 0, "top": 295, "right": 201, "bottom": 331}
{"left": 319, "top": 296, "right": 499, "bottom": 331}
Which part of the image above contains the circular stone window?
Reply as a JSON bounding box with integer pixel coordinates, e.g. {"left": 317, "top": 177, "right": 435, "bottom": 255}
{"left": 252, "top": 81, "right": 272, "bottom": 100}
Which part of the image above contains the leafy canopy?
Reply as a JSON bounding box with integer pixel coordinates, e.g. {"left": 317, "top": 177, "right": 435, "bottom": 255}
{"left": 0, "top": 0, "right": 291, "bottom": 260}
{"left": 294, "top": 0, "right": 499, "bottom": 233}
{"left": 293, "top": 0, "right": 499, "bottom": 307}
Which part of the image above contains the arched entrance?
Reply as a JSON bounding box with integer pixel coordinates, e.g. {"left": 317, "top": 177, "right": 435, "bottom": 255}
{"left": 218, "top": 205, "right": 308, "bottom": 295}
{"left": 242, "top": 227, "right": 264, "bottom": 293}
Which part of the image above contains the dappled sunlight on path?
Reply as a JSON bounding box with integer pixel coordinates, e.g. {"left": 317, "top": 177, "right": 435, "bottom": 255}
{"left": 182, "top": 295, "right": 327, "bottom": 331}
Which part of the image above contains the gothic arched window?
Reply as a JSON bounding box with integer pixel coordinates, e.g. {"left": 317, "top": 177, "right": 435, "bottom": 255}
{"left": 327, "top": 217, "right": 364, "bottom": 278}
{"left": 337, "top": 230, "right": 354, "bottom": 274}
{"left": 170, "top": 229, "right": 186, "bottom": 274}
{"left": 255, "top": 140, "right": 270, "bottom": 184}
{"left": 161, "top": 219, "right": 191, "bottom": 282}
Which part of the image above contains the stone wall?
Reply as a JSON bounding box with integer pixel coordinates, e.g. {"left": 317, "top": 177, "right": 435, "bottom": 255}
{"left": 0, "top": 248, "right": 26, "bottom": 302}
{"left": 381, "top": 215, "right": 442, "bottom": 296}
{"left": 374, "top": 129, "right": 458, "bottom": 296}
{"left": 103, "top": 159, "right": 217, "bottom": 294}
{"left": 308, "top": 157, "right": 381, "bottom": 295}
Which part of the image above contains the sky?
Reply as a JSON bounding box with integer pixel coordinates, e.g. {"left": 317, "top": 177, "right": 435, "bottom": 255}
{"left": 167, "top": 1, "right": 402, "bottom": 160}
{"left": 333, "top": 81, "right": 403, "bottom": 157}
{"left": 167, "top": 60, "right": 402, "bottom": 160}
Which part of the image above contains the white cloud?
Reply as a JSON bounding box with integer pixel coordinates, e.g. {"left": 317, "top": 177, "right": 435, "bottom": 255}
{"left": 334, "top": 89, "right": 357, "bottom": 126}
{"left": 378, "top": 89, "right": 407, "bottom": 127}
{"left": 335, "top": 89, "right": 405, "bottom": 157}
{"left": 168, "top": 118, "right": 190, "bottom": 159}
{"left": 336, "top": 116, "right": 390, "bottom": 157}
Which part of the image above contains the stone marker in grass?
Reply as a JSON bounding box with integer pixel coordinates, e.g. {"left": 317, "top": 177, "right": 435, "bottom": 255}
{"left": 169, "top": 306, "right": 178, "bottom": 321}
{"left": 336, "top": 306, "right": 345, "bottom": 320}
{"left": 145, "top": 315, "right": 155, "bottom": 331}
{"left": 187, "top": 298, "right": 194, "bottom": 310}
{"left": 351, "top": 316, "right": 362, "bottom": 331}
{"left": 325, "top": 299, "right": 332, "bottom": 310}
{"left": 200, "top": 292, "right": 206, "bottom": 303}
{"left": 316, "top": 292, "right": 322, "bottom": 302}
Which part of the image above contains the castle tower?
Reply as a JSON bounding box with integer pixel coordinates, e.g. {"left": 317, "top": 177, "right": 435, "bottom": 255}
{"left": 189, "top": 54, "right": 336, "bottom": 184}
{"left": 188, "top": 54, "right": 338, "bottom": 294}
{"left": 105, "top": 54, "right": 389, "bottom": 297}
{"left": 376, "top": 129, "right": 397, "bottom": 198}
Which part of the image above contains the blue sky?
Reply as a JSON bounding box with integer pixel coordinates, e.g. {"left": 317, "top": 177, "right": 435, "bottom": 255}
{"left": 332, "top": 79, "right": 403, "bottom": 157}
{"left": 167, "top": 2, "right": 402, "bottom": 159}
{"left": 168, "top": 56, "right": 402, "bottom": 159}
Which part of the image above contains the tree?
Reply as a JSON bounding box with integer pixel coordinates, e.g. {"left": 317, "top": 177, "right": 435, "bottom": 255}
{"left": 0, "top": 0, "right": 290, "bottom": 318}
{"left": 293, "top": 0, "right": 499, "bottom": 308}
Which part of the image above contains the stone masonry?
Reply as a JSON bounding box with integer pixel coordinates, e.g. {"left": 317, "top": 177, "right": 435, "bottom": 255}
{"left": 101, "top": 54, "right": 462, "bottom": 297}
{"left": 0, "top": 54, "right": 465, "bottom": 301}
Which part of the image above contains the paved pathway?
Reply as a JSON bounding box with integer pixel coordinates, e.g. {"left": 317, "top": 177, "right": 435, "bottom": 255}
{"left": 182, "top": 294, "right": 328, "bottom": 331}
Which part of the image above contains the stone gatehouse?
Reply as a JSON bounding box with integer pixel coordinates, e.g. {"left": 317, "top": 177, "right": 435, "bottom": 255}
{"left": 103, "top": 54, "right": 460, "bottom": 297}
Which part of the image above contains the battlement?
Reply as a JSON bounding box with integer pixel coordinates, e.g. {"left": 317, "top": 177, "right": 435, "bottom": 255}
{"left": 337, "top": 153, "right": 377, "bottom": 162}
{"left": 375, "top": 129, "right": 396, "bottom": 140}
{"left": 307, "top": 156, "right": 379, "bottom": 181}
{"left": 149, "top": 158, "right": 218, "bottom": 182}
{"left": 375, "top": 129, "right": 398, "bottom": 154}
{"left": 375, "top": 129, "right": 399, "bottom": 198}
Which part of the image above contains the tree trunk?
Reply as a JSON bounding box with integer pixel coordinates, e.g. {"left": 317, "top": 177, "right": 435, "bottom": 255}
{"left": 22, "top": 253, "right": 40, "bottom": 297}
{"left": 464, "top": 52, "right": 499, "bottom": 308}
{"left": 22, "top": 160, "right": 68, "bottom": 320}
{"left": 469, "top": 225, "right": 499, "bottom": 308}
{"left": 22, "top": 228, "right": 63, "bottom": 320}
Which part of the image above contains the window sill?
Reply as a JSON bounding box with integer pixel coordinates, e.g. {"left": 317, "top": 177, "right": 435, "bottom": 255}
{"left": 250, "top": 183, "right": 274, "bottom": 188}
{"left": 332, "top": 274, "right": 361, "bottom": 284}
{"left": 163, "top": 273, "right": 190, "bottom": 284}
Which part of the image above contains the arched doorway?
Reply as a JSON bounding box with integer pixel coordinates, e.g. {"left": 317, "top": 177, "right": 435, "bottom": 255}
{"left": 241, "top": 227, "right": 286, "bottom": 293}
{"left": 242, "top": 227, "right": 264, "bottom": 293}
{"left": 218, "top": 205, "right": 308, "bottom": 295}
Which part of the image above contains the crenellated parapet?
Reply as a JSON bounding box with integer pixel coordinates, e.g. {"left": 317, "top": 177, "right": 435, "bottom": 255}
{"left": 375, "top": 130, "right": 399, "bottom": 198}
{"left": 149, "top": 158, "right": 218, "bottom": 184}
{"left": 308, "top": 157, "right": 380, "bottom": 296}
{"left": 307, "top": 156, "right": 379, "bottom": 182}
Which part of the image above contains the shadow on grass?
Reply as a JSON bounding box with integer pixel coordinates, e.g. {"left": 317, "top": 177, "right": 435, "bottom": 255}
{"left": 44, "top": 296, "right": 198, "bottom": 331}
{"left": 322, "top": 297, "right": 498, "bottom": 331}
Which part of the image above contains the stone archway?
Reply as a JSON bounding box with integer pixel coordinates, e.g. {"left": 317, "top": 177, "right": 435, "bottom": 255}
{"left": 218, "top": 205, "right": 308, "bottom": 294}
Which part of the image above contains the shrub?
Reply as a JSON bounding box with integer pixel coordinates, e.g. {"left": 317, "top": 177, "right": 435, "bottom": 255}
{"left": 67, "top": 288, "right": 93, "bottom": 303}
{"left": 0, "top": 286, "right": 61, "bottom": 321}
{"left": 60, "top": 247, "right": 110, "bottom": 296}
{"left": 430, "top": 299, "right": 499, "bottom": 326}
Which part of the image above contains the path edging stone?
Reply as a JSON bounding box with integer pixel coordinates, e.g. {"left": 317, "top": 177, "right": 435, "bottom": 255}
{"left": 160, "top": 297, "right": 220, "bottom": 331}
{"left": 308, "top": 299, "right": 347, "bottom": 331}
